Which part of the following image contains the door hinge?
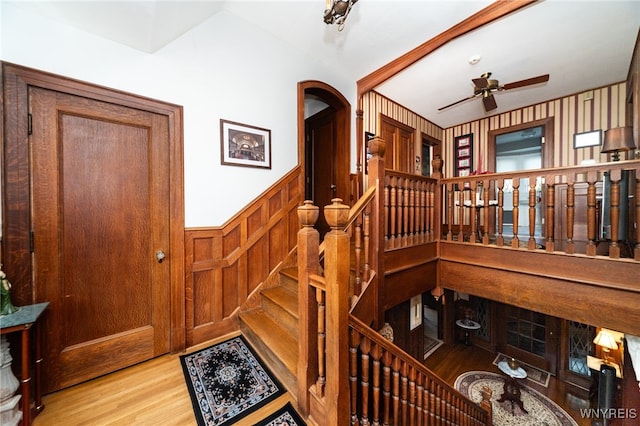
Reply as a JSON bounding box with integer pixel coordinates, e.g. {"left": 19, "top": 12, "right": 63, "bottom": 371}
{"left": 29, "top": 231, "right": 35, "bottom": 252}
{"left": 28, "top": 113, "right": 33, "bottom": 135}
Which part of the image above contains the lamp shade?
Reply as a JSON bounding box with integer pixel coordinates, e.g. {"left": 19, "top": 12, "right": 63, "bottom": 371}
{"left": 593, "top": 329, "right": 619, "bottom": 351}
{"left": 601, "top": 126, "right": 635, "bottom": 155}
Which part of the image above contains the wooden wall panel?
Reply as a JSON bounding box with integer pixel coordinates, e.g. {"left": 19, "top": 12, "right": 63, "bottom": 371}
{"left": 184, "top": 167, "right": 303, "bottom": 346}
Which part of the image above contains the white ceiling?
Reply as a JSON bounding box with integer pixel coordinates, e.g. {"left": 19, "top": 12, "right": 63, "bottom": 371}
{"left": 7, "top": 0, "right": 640, "bottom": 129}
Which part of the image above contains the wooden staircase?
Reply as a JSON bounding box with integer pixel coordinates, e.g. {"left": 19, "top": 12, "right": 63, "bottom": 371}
{"left": 239, "top": 267, "right": 300, "bottom": 399}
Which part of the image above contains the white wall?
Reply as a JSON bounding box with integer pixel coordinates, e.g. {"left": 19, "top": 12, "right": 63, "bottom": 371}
{"left": 0, "top": 3, "right": 356, "bottom": 227}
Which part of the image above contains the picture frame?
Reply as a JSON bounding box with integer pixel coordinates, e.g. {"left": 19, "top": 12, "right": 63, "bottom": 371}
{"left": 220, "top": 119, "right": 271, "bottom": 169}
{"left": 365, "top": 131, "right": 375, "bottom": 174}
{"left": 454, "top": 133, "right": 474, "bottom": 178}
{"left": 457, "top": 147, "right": 470, "bottom": 158}
{"left": 573, "top": 130, "right": 601, "bottom": 149}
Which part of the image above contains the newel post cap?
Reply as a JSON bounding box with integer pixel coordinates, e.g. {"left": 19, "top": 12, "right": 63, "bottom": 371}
{"left": 324, "top": 198, "right": 349, "bottom": 230}
{"left": 298, "top": 200, "right": 319, "bottom": 228}
{"left": 368, "top": 136, "right": 386, "bottom": 158}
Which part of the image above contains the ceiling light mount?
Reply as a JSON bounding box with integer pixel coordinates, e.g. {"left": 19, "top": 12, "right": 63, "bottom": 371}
{"left": 468, "top": 54, "right": 482, "bottom": 65}
{"left": 324, "top": 0, "right": 358, "bottom": 31}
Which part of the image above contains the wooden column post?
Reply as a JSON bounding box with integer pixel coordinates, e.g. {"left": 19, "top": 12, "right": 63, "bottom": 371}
{"left": 367, "top": 136, "right": 386, "bottom": 330}
{"left": 323, "top": 198, "right": 351, "bottom": 426}
{"left": 297, "top": 200, "right": 320, "bottom": 417}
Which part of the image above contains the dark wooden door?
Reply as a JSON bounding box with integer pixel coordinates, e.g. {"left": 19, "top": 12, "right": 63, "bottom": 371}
{"left": 306, "top": 108, "right": 337, "bottom": 237}
{"left": 30, "top": 87, "right": 171, "bottom": 392}
{"left": 380, "top": 115, "right": 415, "bottom": 173}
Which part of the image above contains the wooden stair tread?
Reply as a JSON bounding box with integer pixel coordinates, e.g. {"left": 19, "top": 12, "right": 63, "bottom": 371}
{"left": 240, "top": 309, "right": 298, "bottom": 374}
{"left": 261, "top": 286, "right": 298, "bottom": 319}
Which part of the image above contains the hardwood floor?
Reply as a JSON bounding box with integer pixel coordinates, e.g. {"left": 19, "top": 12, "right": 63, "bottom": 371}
{"left": 426, "top": 343, "right": 592, "bottom": 426}
{"left": 32, "top": 333, "right": 591, "bottom": 425}
{"left": 32, "top": 332, "right": 295, "bottom": 426}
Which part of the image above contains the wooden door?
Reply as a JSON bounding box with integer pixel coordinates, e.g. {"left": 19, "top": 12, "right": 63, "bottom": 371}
{"left": 30, "top": 87, "right": 171, "bottom": 392}
{"left": 380, "top": 115, "right": 415, "bottom": 173}
{"left": 306, "top": 107, "right": 337, "bottom": 237}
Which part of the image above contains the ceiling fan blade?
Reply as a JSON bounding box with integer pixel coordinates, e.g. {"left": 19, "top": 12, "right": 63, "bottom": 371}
{"left": 502, "top": 74, "right": 549, "bottom": 90}
{"left": 482, "top": 94, "right": 497, "bottom": 111}
{"left": 472, "top": 77, "right": 489, "bottom": 89}
{"left": 438, "top": 93, "right": 479, "bottom": 111}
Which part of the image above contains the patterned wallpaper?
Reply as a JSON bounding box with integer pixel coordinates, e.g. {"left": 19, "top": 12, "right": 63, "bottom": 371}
{"left": 363, "top": 82, "right": 628, "bottom": 177}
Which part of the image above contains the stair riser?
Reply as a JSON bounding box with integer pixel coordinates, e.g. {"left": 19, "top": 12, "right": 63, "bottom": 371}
{"left": 279, "top": 274, "right": 298, "bottom": 293}
{"left": 261, "top": 295, "right": 298, "bottom": 337}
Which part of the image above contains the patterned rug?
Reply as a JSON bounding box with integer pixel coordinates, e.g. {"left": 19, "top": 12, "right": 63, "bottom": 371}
{"left": 254, "top": 402, "right": 306, "bottom": 426}
{"left": 492, "top": 353, "right": 551, "bottom": 388}
{"left": 423, "top": 335, "right": 443, "bottom": 359}
{"left": 180, "top": 335, "right": 286, "bottom": 426}
{"left": 454, "top": 371, "right": 578, "bottom": 426}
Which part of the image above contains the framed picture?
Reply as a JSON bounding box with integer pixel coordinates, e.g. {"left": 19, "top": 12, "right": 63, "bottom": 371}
{"left": 220, "top": 119, "right": 271, "bottom": 169}
{"left": 573, "top": 130, "right": 601, "bottom": 149}
{"left": 454, "top": 133, "right": 474, "bottom": 178}
{"left": 365, "top": 131, "right": 375, "bottom": 174}
{"left": 456, "top": 134, "right": 471, "bottom": 148}
{"left": 458, "top": 158, "right": 470, "bottom": 168}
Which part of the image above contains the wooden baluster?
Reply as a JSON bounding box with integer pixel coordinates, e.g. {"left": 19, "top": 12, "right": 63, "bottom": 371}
{"left": 512, "top": 179, "right": 520, "bottom": 248}
{"left": 415, "top": 374, "right": 423, "bottom": 426}
{"left": 470, "top": 182, "right": 478, "bottom": 243}
{"left": 608, "top": 169, "right": 622, "bottom": 259}
{"left": 635, "top": 169, "right": 640, "bottom": 261}
{"left": 416, "top": 181, "right": 423, "bottom": 243}
{"left": 389, "top": 176, "right": 397, "bottom": 249}
{"left": 384, "top": 175, "right": 390, "bottom": 248}
{"left": 545, "top": 176, "right": 555, "bottom": 252}
{"left": 566, "top": 176, "right": 576, "bottom": 254}
{"left": 392, "top": 357, "right": 400, "bottom": 425}
{"left": 360, "top": 337, "right": 371, "bottom": 426}
{"left": 447, "top": 183, "right": 454, "bottom": 241}
{"left": 382, "top": 351, "right": 392, "bottom": 426}
{"left": 409, "top": 180, "right": 416, "bottom": 245}
{"left": 354, "top": 217, "right": 362, "bottom": 297}
{"left": 528, "top": 176, "right": 537, "bottom": 249}
{"left": 349, "top": 329, "right": 360, "bottom": 426}
{"left": 316, "top": 287, "right": 326, "bottom": 396}
{"left": 480, "top": 386, "right": 492, "bottom": 425}
{"left": 371, "top": 344, "right": 382, "bottom": 426}
{"left": 458, "top": 186, "right": 465, "bottom": 242}
{"left": 400, "top": 362, "right": 408, "bottom": 425}
{"left": 363, "top": 208, "right": 371, "bottom": 282}
{"left": 497, "top": 178, "right": 504, "bottom": 246}
{"left": 408, "top": 367, "right": 416, "bottom": 426}
{"left": 586, "top": 171, "right": 598, "bottom": 256}
{"left": 482, "top": 179, "right": 490, "bottom": 245}
{"left": 427, "top": 182, "right": 434, "bottom": 242}
{"left": 402, "top": 178, "right": 409, "bottom": 246}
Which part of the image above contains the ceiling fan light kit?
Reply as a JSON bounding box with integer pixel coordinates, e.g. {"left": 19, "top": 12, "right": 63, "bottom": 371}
{"left": 439, "top": 72, "right": 550, "bottom": 112}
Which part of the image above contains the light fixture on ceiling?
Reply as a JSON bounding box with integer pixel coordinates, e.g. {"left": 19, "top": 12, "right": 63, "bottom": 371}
{"left": 601, "top": 126, "right": 635, "bottom": 161}
{"left": 324, "top": 0, "right": 358, "bottom": 31}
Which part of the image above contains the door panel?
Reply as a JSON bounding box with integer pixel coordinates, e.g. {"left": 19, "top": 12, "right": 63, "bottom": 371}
{"left": 30, "top": 87, "right": 171, "bottom": 392}
{"left": 380, "top": 115, "right": 415, "bottom": 173}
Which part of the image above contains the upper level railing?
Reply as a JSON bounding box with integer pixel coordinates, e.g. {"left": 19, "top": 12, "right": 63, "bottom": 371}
{"left": 439, "top": 160, "right": 640, "bottom": 261}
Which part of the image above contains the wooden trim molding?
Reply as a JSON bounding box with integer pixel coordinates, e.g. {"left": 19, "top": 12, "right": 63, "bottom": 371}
{"left": 184, "top": 167, "right": 303, "bottom": 346}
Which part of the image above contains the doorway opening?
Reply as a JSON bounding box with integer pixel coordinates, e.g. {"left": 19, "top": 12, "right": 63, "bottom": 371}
{"left": 299, "top": 81, "right": 351, "bottom": 238}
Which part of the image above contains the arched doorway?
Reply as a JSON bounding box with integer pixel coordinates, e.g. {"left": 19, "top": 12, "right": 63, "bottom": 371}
{"left": 298, "top": 81, "right": 351, "bottom": 237}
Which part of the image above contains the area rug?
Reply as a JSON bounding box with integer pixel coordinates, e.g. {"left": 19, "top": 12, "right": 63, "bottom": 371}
{"left": 454, "top": 371, "right": 577, "bottom": 426}
{"left": 423, "top": 335, "right": 443, "bottom": 359}
{"left": 254, "top": 402, "right": 306, "bottom": 426}
{"left": 492, "top": 353, "right": 550, "bottom": 388}
{"left": 180, "top": 335, "right": 286, "bottom": 426}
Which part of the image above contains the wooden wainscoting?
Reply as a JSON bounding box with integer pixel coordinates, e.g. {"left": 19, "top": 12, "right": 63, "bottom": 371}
{"left": 184, "top": 167, "right": 303, "bottom": 346}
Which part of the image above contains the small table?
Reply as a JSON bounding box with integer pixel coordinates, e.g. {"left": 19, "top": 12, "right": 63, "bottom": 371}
{"left": 0, "top": 302, "right": 49, "bottom": 426}
{"left": 497, "top": 360, "right": 528, "bottom": 414}
{"left": 455, "top": 319, "right": 480, "bottom": 346}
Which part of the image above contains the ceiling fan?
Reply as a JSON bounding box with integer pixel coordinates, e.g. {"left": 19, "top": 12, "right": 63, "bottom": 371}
{"left": 438, "top": 72, "right": 550, "bottom": 112}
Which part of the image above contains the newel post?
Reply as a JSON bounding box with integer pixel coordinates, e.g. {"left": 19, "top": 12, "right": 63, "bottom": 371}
{"left": 323, "top": 198, "right": 351, "bottom": 426}
{"left": 367, "top": 136, "right": 386, "bottom": 329}
{"left": 297, "top": 200, "right": 320, "bottom": 417}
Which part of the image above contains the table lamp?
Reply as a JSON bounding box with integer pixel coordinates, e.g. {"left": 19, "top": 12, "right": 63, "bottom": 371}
{"left": 593, "top": 329, "right": 618, "bottom": 364}
{"left": 601, "top": 126, "right": 635, "bottom": 161}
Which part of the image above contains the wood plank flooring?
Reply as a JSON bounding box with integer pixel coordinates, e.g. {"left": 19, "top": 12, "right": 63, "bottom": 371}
{"left": 33, "top": 334, "right": 591, "bottom": 425}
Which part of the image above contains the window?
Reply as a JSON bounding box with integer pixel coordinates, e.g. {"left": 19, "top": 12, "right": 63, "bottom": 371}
{"left": 506, "top": 306, "right": 546, "bottom": 357}
{"left": 568, "top": 321, "right": 595, "bottom": 377}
